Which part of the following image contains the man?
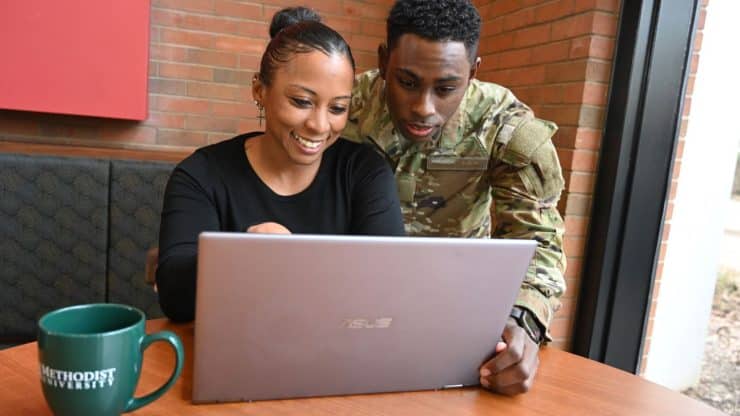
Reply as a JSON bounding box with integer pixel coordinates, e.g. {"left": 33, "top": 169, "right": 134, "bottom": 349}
{"left": 343, "top": 0, "right": 566, "bottom": 395}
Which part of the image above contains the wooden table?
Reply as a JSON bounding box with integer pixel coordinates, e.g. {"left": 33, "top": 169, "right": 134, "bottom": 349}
{"left": 0, "top": 319, "right": 722, "bottom": 415}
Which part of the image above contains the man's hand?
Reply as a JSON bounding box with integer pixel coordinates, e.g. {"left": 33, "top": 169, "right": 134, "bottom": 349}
{"left": 246, "top": 222, "right": 291, "bottom": 234}
{"left": 478, "top": 318, "right": 540, "bottom": 395}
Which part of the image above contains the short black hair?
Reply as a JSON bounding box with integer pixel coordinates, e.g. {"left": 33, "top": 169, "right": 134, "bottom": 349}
{"left": 268, "top": 6, "right": 321, "bottom": 39}
{"left": 387, "top": 0, "right": 481, "bottom": 62}
{"left": 259, "top": 8, "right": 355, "bottom": 85}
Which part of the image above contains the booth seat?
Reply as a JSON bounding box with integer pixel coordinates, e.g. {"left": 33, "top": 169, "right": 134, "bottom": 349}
{"left": 0, "top": 153, "right": 174, "bottom": 342}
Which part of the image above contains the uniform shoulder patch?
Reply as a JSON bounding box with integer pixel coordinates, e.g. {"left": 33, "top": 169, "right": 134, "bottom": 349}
{"left": 500, "top": 118, "right": 557, "bottom": 167}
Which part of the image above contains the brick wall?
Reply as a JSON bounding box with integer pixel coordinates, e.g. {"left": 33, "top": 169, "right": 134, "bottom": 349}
{"left": 0, "top": 0, "right": 624, "bottom": 351}
{"left": 0, "top": 0, "right": 392, "bottom": 159}
{"left": 638, "top": 0, "right": 709, "bottom": 375}
{"left": 474, "top": 0, "right": 621, "bottom": 350}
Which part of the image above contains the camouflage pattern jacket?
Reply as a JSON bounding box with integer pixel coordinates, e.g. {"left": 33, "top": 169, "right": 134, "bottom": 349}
{"left": 344, "top": 70, "right": 567, "bottom": 340}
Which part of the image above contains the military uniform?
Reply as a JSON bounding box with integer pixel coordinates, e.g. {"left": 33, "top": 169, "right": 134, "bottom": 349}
{"left": 344, "top": 70, "right": 566, "bottom": 340}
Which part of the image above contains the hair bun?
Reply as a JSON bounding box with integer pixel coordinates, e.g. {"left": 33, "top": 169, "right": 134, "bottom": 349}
{"left": 269, "top": 7, "right": 322, "bottom": 39}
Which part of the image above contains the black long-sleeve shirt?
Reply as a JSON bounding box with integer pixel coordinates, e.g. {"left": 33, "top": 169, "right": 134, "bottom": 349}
{"left": 156, "top": 133, "right": 405, "bottom": 321}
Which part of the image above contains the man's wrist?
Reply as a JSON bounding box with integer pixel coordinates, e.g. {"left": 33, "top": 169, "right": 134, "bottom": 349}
{"left": 510, "top": 306, "right": 545, "bottom": 345}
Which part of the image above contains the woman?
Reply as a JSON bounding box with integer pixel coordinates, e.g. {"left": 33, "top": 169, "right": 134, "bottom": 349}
{"left": 156, "top": 9, "right": 405, "bottom": 322}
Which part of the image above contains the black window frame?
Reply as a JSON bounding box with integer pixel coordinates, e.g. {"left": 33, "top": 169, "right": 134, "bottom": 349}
{"left": 573, "top": 0, "right": 700, "bottom": 373}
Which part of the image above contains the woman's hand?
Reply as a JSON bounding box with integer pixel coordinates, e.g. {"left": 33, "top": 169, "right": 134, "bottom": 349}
{"left": 246, "top": 222, "right": 291, "bottom": 234}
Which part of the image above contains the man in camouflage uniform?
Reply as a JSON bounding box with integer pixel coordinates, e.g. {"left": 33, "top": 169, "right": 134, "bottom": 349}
{"left": 343, "top": 0, "right": 566, "bottom": 395}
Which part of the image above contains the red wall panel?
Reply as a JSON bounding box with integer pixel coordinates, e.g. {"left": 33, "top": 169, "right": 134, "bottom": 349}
{"left": 0, "top": 1, "right": 150, "bottom": 120}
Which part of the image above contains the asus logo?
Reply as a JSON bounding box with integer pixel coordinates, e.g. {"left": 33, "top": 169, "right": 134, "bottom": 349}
{"left": 342, "top": 318, "right": 393, "bottom": 329}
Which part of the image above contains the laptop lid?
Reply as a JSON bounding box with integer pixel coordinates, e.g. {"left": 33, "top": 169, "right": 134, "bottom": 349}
{"left": 193, "top": 232, "right": 536, "bottom": 403}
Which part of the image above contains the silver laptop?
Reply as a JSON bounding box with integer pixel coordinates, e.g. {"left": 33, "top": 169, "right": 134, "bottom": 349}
{"left": 192, "top": 232, "right": 536, "bottom": 403}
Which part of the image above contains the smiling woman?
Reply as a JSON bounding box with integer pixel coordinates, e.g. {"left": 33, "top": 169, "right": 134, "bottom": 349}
{"left": 154, "top": 8, "right": 405, "bottom": 322}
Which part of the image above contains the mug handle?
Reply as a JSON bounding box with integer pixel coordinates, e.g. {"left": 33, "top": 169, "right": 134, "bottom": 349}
{"left": 124, "top": 330, "right": 184, "bottom": 412}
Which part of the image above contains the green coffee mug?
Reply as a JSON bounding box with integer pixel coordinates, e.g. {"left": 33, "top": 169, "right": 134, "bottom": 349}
{"left": 37, "top": 304, "right": 184, "bottom": 416}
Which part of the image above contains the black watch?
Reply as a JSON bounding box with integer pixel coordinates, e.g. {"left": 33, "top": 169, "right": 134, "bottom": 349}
{"left": 510, "top": 306, "right": 544, "bottom": 345}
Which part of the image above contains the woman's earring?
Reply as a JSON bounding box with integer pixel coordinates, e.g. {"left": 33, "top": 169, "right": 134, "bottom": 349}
{"left": 254, "top": 100, "right": 264, "bottom": 127}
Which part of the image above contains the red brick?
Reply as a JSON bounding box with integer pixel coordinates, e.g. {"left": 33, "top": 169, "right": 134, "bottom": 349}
{"left": 593, "top": 12, "right": 618, "bottom": 36}
{"left": 566, "top": 258, "right": 583, "bottom": 280}
{"left": 238, "top": 54, "right": 261, "bottom": 70}
{"left": 565, "top": 214, "right": 589, "bottom": 236}
{"left": 685, "top": 75, "right": 696, "bottom": 95}
{"left": 589, "top": 36, "right": 615, "bottom": 59}
{"left": 354, "top": 52, "right": 378, "bottom": 73}
{"left": 513, "top": 24, "right": 551, "bottom": 48}
{"left": 323, "top": 16, "right": 356, "bottom": 35}
{"left": 573, "top": 149, "right": 598, "bottom": 171}
{"left": 187, "top": 49, "right": 238, "bottom": 68}
{"left": 102, "top": 125, "right": 157, "bottom": 144}
{"left": 574, "top": 0, "right": 621, "bottom": 13}
{"left": 211, "top": 102, "right": 258, "bottom": 118}
{"left": 690, "top": 53, "right": 700, "bottom": 73}
{"left": 664, "top": 202, "right": 674, "bottom": 220}
{"left": 150, "top": 44, "right": 188, "bottom": 62}
{"left": 0, "top": 116, "right": 41, "bottom": 136}
{"left": 531, "top": 40, "right": 571, "bottom": 64}
{"left": 151, "top": 26, "right": 160, "bottom": 43}
{"left": 181, "top": 14, "right": 241, "bottom": 35}
{"left": 214, "top": 0, "right": 262, "bottom": 20}
{"left": 551, "top": 13, "right": 593, "bottom": 40}
{"left": 490, "top": 0, "right": 524, "bottom": 17}
{"left": 157, "top": 129, "right": 208, "bottom": 147}
{"left": 343, "top": 1, "right": 388, "bottom": 20}
{"left": 540, "top": 105, "right": 582, "bottom": 126}
{"left": 144, "top": 112, "right": 186, "bottom": 129}
{"left": 580, "top": 82, "right": 608, "bottom": 105}
{"left": 562, "top": 83, "right": 584, "bottom": 103}
{"left": 674, "top": 140, "right": 686, "bottom": 160}
{"left": 503, "top": 8, "right": 535, "bottom": 31}
{"left": 152, "top": 96, "right": 211, "bottom": 114}
{"left": 578, "top": 105, "right": 605, "bottom": 129}
{"left": 236, "top": 21, "right": 269, "bottom": 38}
{"left": 541, "top": 85, "right": 564, "bottom": 104}
{"left": 160, "top": 28, "right": 213, "bottom": 49}
{"left": 679, "top": 119, "right": 689, "bottom": 137}
{"left": 661, "top": 222, "right": 672, "bottom": 242}
{"left": 150, "top": 9, "right": 182, "bottom": 27}
{"left": 213, "top": 36, "right": 266, "bottom": 54}
{"left": 148, "top": 78, "right": 188, "bottom": 95}
{"left": 482, "top": 32, "right": 516, "bottom": 54}
{"left": 152, "top": 0, "right": 214, "bottom": 13}
{"left": 576, "top": 128, "right": 602, "bottom": 150}
{"left": 185, "top": 115, "right": 239, "bottom": 133}
{"left": 553, "top": 126, "right": 577, "bottom": 148}
{"left": 545, "top": 60, "right": 588, "bottom": 82}
{"left": 350, "top": 34, "right": 384, "bottom": 53}
{"left": 238, "top": 118, "right": 262, "bottom": 133}
{"left": 585, "top": 60, "right": 611, "bottom": 82}
{"left": 693, "top": 31, "right": 703, "bottom": 51}
{"left": 495, "top": 49, "right": 532, "bottom": 69}
{"left": 697, "top": 8, "right": 706, "bottom": 30}
{"left": 682, "top": 97, "right": 692, "bottom": 117}
{"left": 187, "top": 82, "right": 242, "bottom": 101}
{"left": 567, "top": 171, "right": 596, "bottom": 194}
{"left": 361, "top": 20, "right": 386, "bottom": 37}
{"left": 39, "top": 124, "right": 99, "bottom": 139}
{"left": 159, "top": 62, "right": 214, "bottom": 81}
{"left": 505, "top": 66, "right": 546, "bottom": 86}
{"left": 564, "top": 192, "right": 592, "bottom": 216}
{"left": 481, "top": 17, "right": 505, "bottom": 38}
{"left": 558, "top": 297, "right": 577, "bottom": 320}
{"left": 534, "top": 0, "right": 576, "bottom": 23}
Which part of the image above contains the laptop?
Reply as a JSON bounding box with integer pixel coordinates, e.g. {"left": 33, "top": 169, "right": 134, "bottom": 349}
{"left": 192, "top": 232, "right": 536, "bottom": 403}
